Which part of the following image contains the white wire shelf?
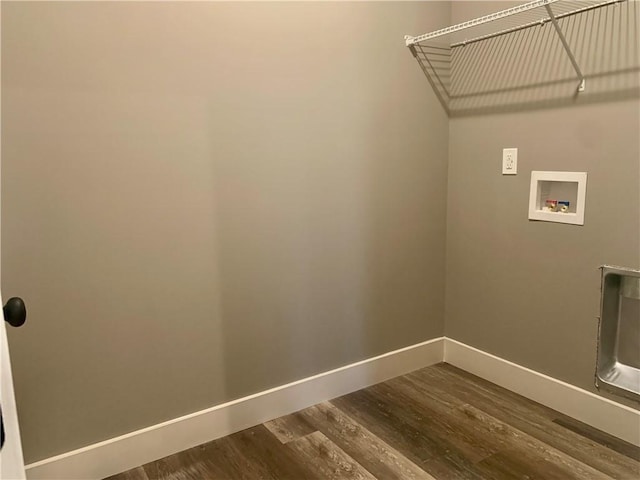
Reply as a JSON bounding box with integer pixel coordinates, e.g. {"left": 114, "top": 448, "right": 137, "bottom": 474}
{"left": 405, "top": 0, "right": 636, "bottom": 114}
{"left": 405, "top": 0, "right": 621, "bottom": 47}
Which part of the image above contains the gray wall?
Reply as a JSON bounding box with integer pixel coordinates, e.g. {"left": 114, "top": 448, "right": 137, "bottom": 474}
{"left": 446, "top": 2, "right": 640, "bottom": 404}
{"left": 6, "top": 0, "right": 637, "bottom": 465}
{"left": 1, "top": 2, "right": 450, "bottom": 463}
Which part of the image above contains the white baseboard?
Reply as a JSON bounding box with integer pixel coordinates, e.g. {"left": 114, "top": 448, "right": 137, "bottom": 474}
{"left": 444, "top": 338, "right": 640, "bottom": 447}
{"left": 26, "top": 336, "right": 640, "bottom": 479}
{"left": 25, "top": 337, "right": 445, "bottom": 480}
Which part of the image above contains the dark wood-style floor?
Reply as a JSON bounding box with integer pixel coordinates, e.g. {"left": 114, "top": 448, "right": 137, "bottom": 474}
{"left": 107, "top": 363, "right": 640, "bottom": 480}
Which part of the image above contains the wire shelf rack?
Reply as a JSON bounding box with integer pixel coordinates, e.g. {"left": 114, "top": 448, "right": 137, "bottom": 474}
{"left": 405, "top": 0, "right": 638, "bottom": 115}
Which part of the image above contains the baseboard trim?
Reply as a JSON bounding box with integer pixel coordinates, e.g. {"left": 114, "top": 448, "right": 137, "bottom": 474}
{"left": 25, "top": 337, "right": 445, "bottom": 480}
{"left": 26, "top": 336, "right": 640, "bottom": 479}
{"left": 444, "top": 337, "right": 640, "bottom": 447}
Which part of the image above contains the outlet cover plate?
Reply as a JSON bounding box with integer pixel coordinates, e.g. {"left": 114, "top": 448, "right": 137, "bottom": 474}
{"left": 503, "top": 148, "right": 518, "bottom": 175}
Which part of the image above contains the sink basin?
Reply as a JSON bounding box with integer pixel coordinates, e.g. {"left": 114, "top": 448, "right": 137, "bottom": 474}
{"left": 596, "top": 266, "right": 640, "bottom": 401}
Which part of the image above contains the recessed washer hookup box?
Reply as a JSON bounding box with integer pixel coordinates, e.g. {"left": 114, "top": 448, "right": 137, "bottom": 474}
{"left": 596, "top": 266, "right": 640, "bottom": 401}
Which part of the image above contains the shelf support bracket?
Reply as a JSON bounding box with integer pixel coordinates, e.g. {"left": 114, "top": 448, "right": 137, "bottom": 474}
{"left": 544, "top": 4, "right": 586, "bottom": 92}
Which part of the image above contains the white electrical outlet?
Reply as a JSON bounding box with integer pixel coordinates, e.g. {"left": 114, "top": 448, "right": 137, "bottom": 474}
{"left": 502, "top": 148, "right": 518, "bottom": 175}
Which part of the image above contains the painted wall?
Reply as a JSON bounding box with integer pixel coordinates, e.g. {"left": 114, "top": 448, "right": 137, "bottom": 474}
{"left": 446, "top": 1, "right": 640, "bottom": 406}
{"left": 1, "top": 2, "right": 450, "bottom": 463}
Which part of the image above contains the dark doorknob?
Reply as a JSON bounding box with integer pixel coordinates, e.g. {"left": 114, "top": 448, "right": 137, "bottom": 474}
{"left": 3, "top": 297, "right": 26, "bottom": 327}
{"left": 1, "top": 406, "right": 4, "bottom": 450}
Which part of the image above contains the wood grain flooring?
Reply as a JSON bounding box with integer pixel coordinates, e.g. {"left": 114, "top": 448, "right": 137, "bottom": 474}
{"left": 106, "top": 363, "right": 640, "bottom": 480}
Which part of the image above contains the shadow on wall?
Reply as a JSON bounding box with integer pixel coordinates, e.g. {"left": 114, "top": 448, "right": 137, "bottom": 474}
{"left": 412, "top": 0, "right": 639, "bottom": 117}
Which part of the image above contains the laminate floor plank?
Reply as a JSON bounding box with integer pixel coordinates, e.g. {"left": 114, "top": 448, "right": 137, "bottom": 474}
{"left": 552, "top": 416, "right": 640, "bottom": 461}
{"left": 105, "top": 467, "right": 150, "bottom": 480}
{"left": 415, "top": 364, "right": 640, "bottom": 479}
{"left": 475, "top": 449, "right": 594, "bottom": 480}
{"left": 388, "top": 379, "right": 610, "bottom": 479}
{"left": 300, "top": 401, "right": 436, "bottom": 480}
{"left": 142, "top": 439, "right": 243, "bottom": 480}
{"left": 264, "top": 411, "right": 317, "bottom": 444}
{"left": 286, "top": 431, "right": 376, "bottom": 480}
{"left": 367, "top": 381, "right": 500, "bottom": 462}
{"left": 222, "top": 425, "right": 319, "bottom": 480}
{"left": 418, "top": 364, "right": 640, "bottom": 477}
{"left": 413, "top": 364, "right": 561, "bottom": 421}
{"left": 455, "top": 404, "right": 612, "bottom": 479}
{"left": 371, "top": 379, "right": 610, "bottom": 479}
{"left": 105, "top": 363, "right": 640, "bottom": 480}
{"left": 331, "top": 388, "right": 489, "bottom": 479}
